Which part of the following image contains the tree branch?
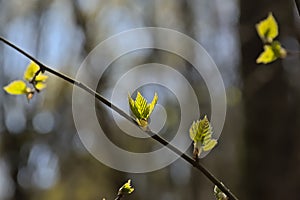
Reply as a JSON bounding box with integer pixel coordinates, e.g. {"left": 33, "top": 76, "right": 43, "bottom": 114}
{"left": 295, "top": 0, "right": 300, "bottom": 16}
{"left": 114, "top": 194, "right": 123, "bottom": 200}
{"left": 0, "top": 36, "right": 238, "bottom": 200}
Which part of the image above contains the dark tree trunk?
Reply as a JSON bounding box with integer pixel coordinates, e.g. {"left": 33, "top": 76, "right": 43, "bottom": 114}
{"left": 240, "top": 0, "right": 299, "bottom": 199}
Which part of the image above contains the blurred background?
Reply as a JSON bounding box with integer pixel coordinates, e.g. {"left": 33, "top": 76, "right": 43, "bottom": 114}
{"left": 0, "top": 0, "right": 300, "bottom": 199}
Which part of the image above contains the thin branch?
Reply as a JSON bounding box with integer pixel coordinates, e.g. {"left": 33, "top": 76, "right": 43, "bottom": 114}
{"left": 114, "top": 194, "right": 123, "bottom": 200}
{"left": 295, "top": 0, "right": 300, "bottom": 16}
{"left": 0, "top": 36, "right": 238, "bottom": 200}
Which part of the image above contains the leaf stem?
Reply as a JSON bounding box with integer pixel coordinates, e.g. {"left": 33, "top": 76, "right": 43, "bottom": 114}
{"left": 287, "top": 49, "right": 300, "bottom": 56}
{"left": 0, "top": 36, "right": 238, "bottom": 200}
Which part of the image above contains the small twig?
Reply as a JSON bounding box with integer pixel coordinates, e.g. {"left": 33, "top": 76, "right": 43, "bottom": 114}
{"left": 29, "top": 68, "right": 43, "bottom": 92}
{"left": 30, "top": 68, "right": 42, "bottom": 84}
{"left": 295, "top": 0, "right": 300, "bottom": 16}
{"left": 114, "top": 194, "right": 123, "bottom": 200}
{"left": 0, "top": 36, "right": 238, "bottom": 200}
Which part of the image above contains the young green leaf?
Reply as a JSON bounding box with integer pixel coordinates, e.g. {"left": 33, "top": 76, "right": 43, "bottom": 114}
{"left": 214, "top": 185, "right": 228, "bottom": 200}
{"left": 3, "top": 80, "right": 28, "bottom": 95}
{"left": 256, "top": 45, "right": 277, "bottom": 64}
{"left": 135, "top": 92, "right": 149, "bottom": 119}
{"left": 256, "top": 41, "right": 286, "bottom": 64}
{"left": 24, "top": 61, "right": 48, "bottom": 82}
{"left": 203, "top": 139, "right": 218, "bottom": 152}
{"left": 189, "top": 115, "right": 217, "bottom": 158}
{"left": 256, "top": 12, "right": 278, "bottom": 43}
{"left": 24, "top": 61, "right": 48, "bottom": 91}
{"left": 24, "top": 61, "right": 39, "bottom": 81}
{"left": 128, "top": 93, "right": 141, "bottom": 119}
{"left": 271, "top": 41, "right": 287, "bottom": 58}
{"left": 118, "top": 179, "right": 134, "bottom": 196}
{"left": 128, "top": 91, "right": 158, "bottom": 127}
{"left": 147, "top": 92, "right": 158, "bottom": 118}
{"left": 35, "top": 82, "right": 47, "bottom": 90}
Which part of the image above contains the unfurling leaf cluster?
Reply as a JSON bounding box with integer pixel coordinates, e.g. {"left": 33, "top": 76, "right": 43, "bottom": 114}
{"left": 189, "top": 115, "right": 217, "bottom": 158}
{"left": 3, "top": 61, "right": 48, "bottom": 101}
{"left": 128, "top": 91, "right": 158, "bottom": 128}
{"left": 118, "top": 179, "right": 134, "bottom": 196}
{"left": 256, "top": 12, "right": 286, "bottom": 64}
{"left": 214, "top": 185, "right": 228, "bottom": 200}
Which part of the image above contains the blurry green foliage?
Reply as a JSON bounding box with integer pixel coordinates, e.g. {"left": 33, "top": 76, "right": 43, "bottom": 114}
{"left": 3, "top": 61, "right": 48, "bottom": 100}
{"left": 118, "top": 179, "right": 134, "bottom": 196}
{"left": 256, "top": 13, "right": 286, "bottom": 64}
{"left": 214, "top": 185, "right": 228, "bottom": 200}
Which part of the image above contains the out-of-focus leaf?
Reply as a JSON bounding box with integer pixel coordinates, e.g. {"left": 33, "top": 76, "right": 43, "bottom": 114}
{"left": 256, "top": 41, "right": 286, "bottom": 64}
{"left": 24, "top": 61, "right": 40, "bottom": 81}
{"left": 256, "top": 12, "right": 278, "bottom": 43}
{"left": 118, "top": 180, "right": 134, "bottom": 195}
{"left": 128, "top": 93, "right": 141, "bottom": 119}
{"left": 24, "top": 61, "right": 48, "bottom": 82}
{"left": 3, "top": 80, "right": 28, "bottom": 95}
{"left": 271, "top": 40, "right": 287, "bottom": 58}
{"left": 35, "top": 74, "right": 48, "bottom": 82}
{"left": 214, "top": 185, "right": 228, "bottom": 200}
{"left": 35, "top": 82, "right": 47, "bottom": 90}
{"left": 203, "top": 139, "right": 218, "bottom": 151}
{"left": 189, "top": 115, "right": 212, "bottom": 143}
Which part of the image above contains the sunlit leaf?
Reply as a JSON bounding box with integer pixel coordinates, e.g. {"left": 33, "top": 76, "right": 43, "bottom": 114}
{"left": 128, "top": 91, "right": 158, "bottom": 127}
{"left": 128, "top": 93, "right": 141, "bottom": 119}
{"left": 118, "top": 180, "right": 134, "bottom": 196}
{"left": 256, "top": 41, "right": 286, "bottom": 64}
{"left": 24, "top": 61, "right": 39, "bottom": 81}
{"left": 203, "top": 139, "right": 218, "bottom": 151}
{"left": 256, "top": 45, "right": 276, "bottom": 64}
{"left": 189, "top": 115, "right": 212, "bottom": 143}
{"left": 270, "top": 40, "right": 287, "bottom": 58}
{"left": 189, "top": 115, "right": 217, "bottom": 157}
{"left": 3, "top": 80, "right": 28, "bottom": 95}
{"left": 256, "top": 12, "right": 278, "bottom": 43}
{"left": 24, "top": 61, "right": 48, "bottom": 82}
{"left": 35, "top": 82, "right": 47, "bottom": 90}
{"left": 189, "top": 121, "right": 199, "bottom": 142}
{"left": 147, "top": 92, "right": 158, "bottom": 118}
{"left": 35, "top": 74, "right": 48, "bottom": 82}
{"left": 138, "top": 119, "right": 148, "bottom": 128}
{"left": 214, "top": 185, "right": 228, "bottom": 200}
